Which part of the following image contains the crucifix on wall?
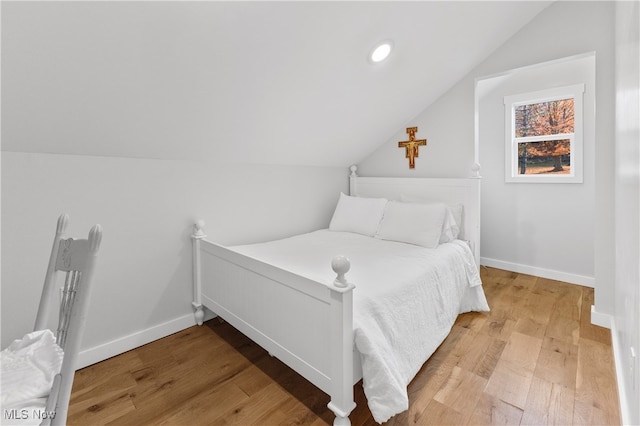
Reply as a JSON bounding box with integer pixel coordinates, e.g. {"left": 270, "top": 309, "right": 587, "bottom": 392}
{"left": 398, "top": 127, "right": 427, "bottom": 169}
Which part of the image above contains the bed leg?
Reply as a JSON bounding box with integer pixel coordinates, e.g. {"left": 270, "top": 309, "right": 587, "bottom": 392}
{"left": 192, "top": 302, "right": 204, "bottom": 326}
{"left": 192, "top": 220, "right": 206, "bottom": 326}
{"left": 328, "top": 403, "right": 352, "bottom": 426}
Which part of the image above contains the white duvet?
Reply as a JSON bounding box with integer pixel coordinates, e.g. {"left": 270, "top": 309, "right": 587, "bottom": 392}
{"left": 232, "top": 229, "right": 489, "bottom": 423}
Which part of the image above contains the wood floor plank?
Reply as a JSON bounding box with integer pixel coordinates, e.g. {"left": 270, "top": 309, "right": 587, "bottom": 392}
{"left": 416, "top": 400, "right": 465, "bottom": 425}
{"left": 521, "top": 287, "right": 556, "bottom": 326}
{"left": 66, "top": 349, "right": 142, "bottom": 424}
{"left": 68, "top": 367, "right": 138, "bottom": 409}
{"left": 547, "top": 382, "right": 575, "bottom": 425}
{"left": 573, "top": 337, "right": 620, "bottom": 425}
{"left": 453, "top": 311, "right": 488, "bottom": 334}
{"left": 480, "top": 315, "right": 517, "bottom": 341}
{"left": 541, "top": 277, "right": 583, "bottom": 321}
{"left": 514, "top": 316, "right": 547, "bottom": 340}
{"left": 456, "top": 332, "right": 506, "bottom": 380}
{"left": 432, "top": 366, "right": 488, "bottom": 422}
{"left": 520, "top": 375, "right": 575, "bottom": 426}
{"left": 213, "top": 382, "right": 291, "bottom": 425}
{"left": 67, "top": 388, "right": 137, "bottom": 425}
{"left": 466, "top": 393, "right": 523, "bottom": 425}
{"left": 533, "top": 336, "right": 579, "bottom": 388}
{"left": 545, "top": 308, "right": 580, "bottom": 345}
{"left": 520, "top": 375, "right": 553, "bottom": 426}
{"left": 67, "top": 267, "right": 621, "bottom": 425}
{"left": 155, "top": 382, "right": 249, "bottom": 426}
{"left": 484, "top": 332, "right": 543, "bottom": 409}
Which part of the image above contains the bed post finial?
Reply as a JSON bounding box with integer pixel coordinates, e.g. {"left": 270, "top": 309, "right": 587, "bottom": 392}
{"left": 349, "top": 166, "right": 358, "bottom": 196}
{"left": 471, "top": 162, "right": 481, "bottom": 178}
{"left": 193, "top": 220, "right": 206, "bottom": 239}
{"left": 331, "top": 255, "right": 351, "bottom": 288}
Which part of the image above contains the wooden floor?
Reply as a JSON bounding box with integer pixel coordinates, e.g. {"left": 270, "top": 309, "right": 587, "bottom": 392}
{"left": 68, "top": 267, "right": 621, "bottom": 425}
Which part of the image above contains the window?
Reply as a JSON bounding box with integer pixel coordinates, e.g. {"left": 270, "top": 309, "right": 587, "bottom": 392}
{"left": 504, "top": 84, "right": 584, "bottom": 183}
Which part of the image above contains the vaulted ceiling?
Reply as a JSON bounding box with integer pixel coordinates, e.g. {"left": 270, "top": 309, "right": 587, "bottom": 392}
{"left": 2, "top": 1, "right": 552, "bottom": 167}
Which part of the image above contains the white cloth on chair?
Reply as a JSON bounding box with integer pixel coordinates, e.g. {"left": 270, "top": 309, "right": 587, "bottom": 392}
{"left": 1, "top": 329, "right": 63, "bottom": 424}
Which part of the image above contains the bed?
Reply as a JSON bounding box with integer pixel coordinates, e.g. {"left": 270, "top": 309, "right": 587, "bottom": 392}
{"left": 190, "top": 165, "right": 489, "bottom": 425}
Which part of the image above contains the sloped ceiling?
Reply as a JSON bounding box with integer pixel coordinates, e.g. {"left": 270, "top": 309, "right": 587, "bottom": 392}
{"left": 1, "top": 1, "right": 552, "bottom": 167}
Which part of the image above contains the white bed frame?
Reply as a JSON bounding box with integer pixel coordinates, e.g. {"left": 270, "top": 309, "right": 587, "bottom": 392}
{"left": 191, "top": 165, "right": 481, "bottom": 425}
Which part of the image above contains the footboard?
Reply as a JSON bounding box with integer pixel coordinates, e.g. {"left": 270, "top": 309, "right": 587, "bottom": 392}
{"left": 191, "top": 222, "right": 356, "bottom": 425}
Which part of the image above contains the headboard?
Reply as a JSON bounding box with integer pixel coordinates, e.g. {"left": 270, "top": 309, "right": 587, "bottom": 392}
{"left": 348, "top": 165, "right": 481, "bottom": 267}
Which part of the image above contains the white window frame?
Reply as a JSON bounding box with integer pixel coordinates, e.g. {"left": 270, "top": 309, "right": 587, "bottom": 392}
{"left": 504, "top": 83, "right": 585, "bottom": 183}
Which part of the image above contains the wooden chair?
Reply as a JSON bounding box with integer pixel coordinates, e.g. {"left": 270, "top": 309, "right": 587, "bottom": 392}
{"left": 33, "top": 214, "right": 102, "bottom": 426}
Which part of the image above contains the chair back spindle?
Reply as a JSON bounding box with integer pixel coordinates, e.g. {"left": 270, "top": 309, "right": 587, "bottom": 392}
{"left": 34, "top": 214, "right": 69, "bottom": 332}
{"left": 34, "top": 214, "right": 102, "bottom": 426}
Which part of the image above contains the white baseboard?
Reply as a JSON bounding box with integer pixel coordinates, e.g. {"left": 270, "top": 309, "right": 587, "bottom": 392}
{"left": 590, "top": 305, "right": 612, "bottom": 329}
{"left": 77, "top": 309, "right": 216, "bottom": 369}
{"left": 609, "top": 317, "right": 632, "bottom": 426}
{"left": 480, "top": 257, "right": 595, "bottom": 288}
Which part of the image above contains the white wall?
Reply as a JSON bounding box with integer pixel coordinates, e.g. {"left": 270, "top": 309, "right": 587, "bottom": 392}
{"left": 356, "top": 72, "right": 478, "bottom": 178}
{"left": 1, "top": 152, "right": 347, "bottom": 367}
{"left": 0, "top": 1, "right": 551, "bottom": 169}
{"left": 613, "top": 1, "right": 640, "bottom": 424}
{"left": 358, "top": 1, "right": 615, "bottom": 314}
{"left": 477, "top": 54, "right": 596, "bottom": 286}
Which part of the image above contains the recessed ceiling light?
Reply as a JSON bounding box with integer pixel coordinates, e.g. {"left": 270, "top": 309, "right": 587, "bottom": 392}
{"left": 369, "top": 41, "right": 393, "bottom": 64}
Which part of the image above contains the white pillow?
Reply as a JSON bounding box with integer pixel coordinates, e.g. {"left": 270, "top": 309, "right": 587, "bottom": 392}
{"left": 399, "top": 195, "right": 463, "bottom": 243}
{"left": 439, "top": 207, "right": 461, "bottom": 243}
{"left": 376, "top": 201, "right": 446, "bottom": 248}
{"left": 446, "top": 203, "right": 463, "bottom": 235}
{"left": 329, "top": 193, "right": 388, "bottom": 236}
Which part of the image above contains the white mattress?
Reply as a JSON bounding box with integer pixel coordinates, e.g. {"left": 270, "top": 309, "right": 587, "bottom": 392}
{"left": 232, "top": 229, "right": 489, "bottom": 423}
